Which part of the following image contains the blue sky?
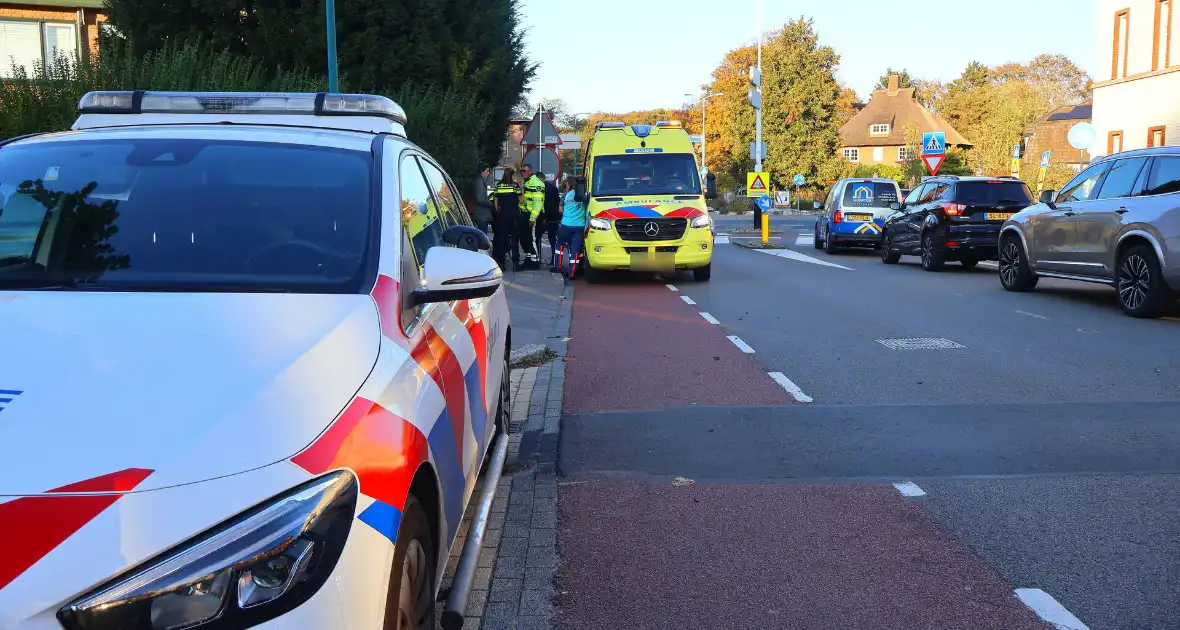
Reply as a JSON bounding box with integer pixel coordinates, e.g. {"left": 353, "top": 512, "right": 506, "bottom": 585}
{"left": 518, "top": 0, "right": 1098, "bottom": 113}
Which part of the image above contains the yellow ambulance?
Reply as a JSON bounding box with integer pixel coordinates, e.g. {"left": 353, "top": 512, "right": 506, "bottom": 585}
{"left": 576, "top": 120, "right": 717, "bottom": 282}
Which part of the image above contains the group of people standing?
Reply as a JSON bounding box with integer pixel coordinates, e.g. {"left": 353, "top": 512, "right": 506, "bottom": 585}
{"left": 468, "top": 164, "right": 587, "bottom": 278}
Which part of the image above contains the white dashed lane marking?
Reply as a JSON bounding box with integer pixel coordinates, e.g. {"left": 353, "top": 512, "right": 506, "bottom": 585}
{"left": 699, "top": 312, "right": 720, "bottom": 325}
{"left": 1015, "top": 589, "right": 1091, "bottom": 630}
{"left": 892, "top": 481, "right": 927, "bottom": 497}
{"left": 1015, "top": 310, "right": 1049, "bottom": 320}
{"left": 768, "top": 372, "right": 813, "bottom": 403}
{"left": 665, "top": 284, "right": 679, "bottom": 292}
{"left": 727, "top": 335, "right": 756, "bottom": 353}
{"left": 680, "top": 296, "right": 696, "bottom": 305}
{"left": 795, "top": 234, "right": 815, "bottom": 246}
{"left": 715, "top": 236, "right": 730, "bottom": 244}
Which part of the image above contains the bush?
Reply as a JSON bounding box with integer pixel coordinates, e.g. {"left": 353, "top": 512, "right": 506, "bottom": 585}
{"left": 719, "top": 195, "right": 752, "bottom": 214}
{"left": 0, "top": 39, "right": 487, "bottom": 178}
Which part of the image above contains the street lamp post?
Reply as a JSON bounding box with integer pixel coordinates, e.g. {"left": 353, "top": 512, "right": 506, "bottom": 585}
{"left": 686, "top": 92, "right": 724, "bottom": 175}
{"left": 325, "top": 0, "right": 339, "bottom": 92}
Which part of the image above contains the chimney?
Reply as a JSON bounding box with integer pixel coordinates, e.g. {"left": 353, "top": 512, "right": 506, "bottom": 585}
{"left": 887, "top": 74, "right": 900, "bottom": 92}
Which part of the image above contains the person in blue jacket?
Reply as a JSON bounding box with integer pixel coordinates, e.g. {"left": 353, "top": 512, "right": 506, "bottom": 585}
{"left": 555, "top": 175, "right": 588, "bottom": 280}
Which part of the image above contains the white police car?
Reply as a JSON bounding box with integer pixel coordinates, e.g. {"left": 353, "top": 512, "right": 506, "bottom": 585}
{"left": 0, "top": 92, "right": 510, "bottom": 629}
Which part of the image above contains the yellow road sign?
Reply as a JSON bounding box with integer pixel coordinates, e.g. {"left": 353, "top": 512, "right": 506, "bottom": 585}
{"left": 747, "top": 171, "right": 770, "bottom": 197}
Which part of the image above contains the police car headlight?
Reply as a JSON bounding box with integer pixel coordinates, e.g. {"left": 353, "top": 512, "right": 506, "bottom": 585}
{"left": 589, "top": 217, "right": 612, "bottom": 230}
{"left": 59, "top": 472, "right": 357, "bottom": 630}
{"left": 690, "top": 215, "right": 711, "bottom": 229}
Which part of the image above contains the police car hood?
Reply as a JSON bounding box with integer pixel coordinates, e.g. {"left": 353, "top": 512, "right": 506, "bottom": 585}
{"left": 0, "top": 291, "right": 380, "bottom": 495}
{"left": 592, "top": 197, "right": 707, "bottom": 219}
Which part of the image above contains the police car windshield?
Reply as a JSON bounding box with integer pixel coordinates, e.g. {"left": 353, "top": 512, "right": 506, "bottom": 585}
{"left": 0, "top": 138, "right": 373, "bottom": 293}
{"left": 592, "top": 154, "right": 701, "bottom": 196}
{"left": 841, "top": 182, "right": 899, "bottom": 208}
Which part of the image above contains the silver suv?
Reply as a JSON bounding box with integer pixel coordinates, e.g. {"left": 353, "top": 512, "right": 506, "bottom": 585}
{"left": 998, "top": 147, "right": 1180, "bottom": 318}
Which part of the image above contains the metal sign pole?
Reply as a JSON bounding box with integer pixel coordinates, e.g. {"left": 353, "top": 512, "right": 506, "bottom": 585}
{"left": 325, "top": 0, "right": 339, "bottom": 92}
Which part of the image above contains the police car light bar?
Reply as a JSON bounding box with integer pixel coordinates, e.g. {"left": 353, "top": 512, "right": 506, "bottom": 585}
{"left": 595, "top": 121, "right": 625, "bottom": 130}
{"left": 77, "top": 91, "right": 408, "bottom": 125}
{"left": 656, "top": 120, "right": 682, "bottom": 128}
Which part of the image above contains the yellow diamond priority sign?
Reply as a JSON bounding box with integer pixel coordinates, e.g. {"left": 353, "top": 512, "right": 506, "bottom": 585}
{"left": 747, "top": 171, "right": 770, "bottom": 197}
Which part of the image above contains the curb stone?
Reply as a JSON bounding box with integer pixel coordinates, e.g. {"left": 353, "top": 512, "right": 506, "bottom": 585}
{"left": 440, "top": 276, "right": 571, "bottom": 630}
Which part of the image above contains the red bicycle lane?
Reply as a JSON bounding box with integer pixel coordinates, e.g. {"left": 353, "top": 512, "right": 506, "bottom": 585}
{"left": 555, "top": 280, "right": 1049, "bottom": 630}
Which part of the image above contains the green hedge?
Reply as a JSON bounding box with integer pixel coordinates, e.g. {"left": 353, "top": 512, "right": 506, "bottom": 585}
{"left": 1, "top": 39, "right": 487, "bottom": 177}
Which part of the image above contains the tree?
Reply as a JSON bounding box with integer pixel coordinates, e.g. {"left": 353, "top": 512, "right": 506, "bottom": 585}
{"left": 758, "top": 18, "right": 847, "bottom": 191}
{"left": 103, "top": 0, "right": 536, "bottom": 168}
{"left": 875, "top": 67, "right": 913, "bottom": 90}
{"left": 701, "top": 45, "right": 757, "bottom": 191}
{"left": 935, "top": 56, "right": 1091, "bottom": 177}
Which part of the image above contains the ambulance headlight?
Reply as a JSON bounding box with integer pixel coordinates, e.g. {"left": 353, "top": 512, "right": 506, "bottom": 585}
{"left": 589, "top": 217, "right": 612, "bottom": 231}
{"left": 58, "top": 472, "right": 357, "bottom": 630}
{"left": 690, "top": 215, "right": 711, "bottom": 229}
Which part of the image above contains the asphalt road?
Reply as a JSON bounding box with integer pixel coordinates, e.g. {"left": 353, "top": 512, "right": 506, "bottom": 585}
{"left": 554, "top": 227, "right": 1180, "bottom": 630}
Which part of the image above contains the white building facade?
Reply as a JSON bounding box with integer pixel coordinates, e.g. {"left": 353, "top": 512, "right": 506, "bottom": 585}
{"left": 1092, "top": 0, "right": 1180, "bottom": 158}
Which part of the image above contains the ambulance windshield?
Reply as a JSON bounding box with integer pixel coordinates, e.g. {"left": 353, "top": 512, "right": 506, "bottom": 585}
{"left": 591, "top": 154, "right": 701, "bottom": 196}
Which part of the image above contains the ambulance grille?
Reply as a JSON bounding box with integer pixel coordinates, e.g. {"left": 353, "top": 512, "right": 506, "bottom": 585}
{"left": 614, "top": 218, "right": 687, "bottom": 241}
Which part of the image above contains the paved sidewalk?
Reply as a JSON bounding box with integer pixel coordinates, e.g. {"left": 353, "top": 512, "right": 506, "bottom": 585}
{"left": 440, "top": 266, "right": 571, "bottom": 629}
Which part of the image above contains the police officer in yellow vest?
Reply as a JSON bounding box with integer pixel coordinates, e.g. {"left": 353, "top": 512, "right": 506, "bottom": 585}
{"left": 491, "top": 168, "right": 522, "bottom": 269}
{"left": 520, "top": 163, "right": 545, "bottom": 268}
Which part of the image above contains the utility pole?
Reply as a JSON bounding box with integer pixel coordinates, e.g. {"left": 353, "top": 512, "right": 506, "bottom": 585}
{"left": 755, "top": 0, "right": 763, "bottom": 172}
{"left": 686, "top": 92, "right": 723, "bottom": 175}
{"left": 325, "top": 0, "right": 339, "bottom": 92}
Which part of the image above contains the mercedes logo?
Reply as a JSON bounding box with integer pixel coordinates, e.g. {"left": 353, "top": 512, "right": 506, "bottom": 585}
{"left": 644, "top": 222, "right": 660, "bottom": 237}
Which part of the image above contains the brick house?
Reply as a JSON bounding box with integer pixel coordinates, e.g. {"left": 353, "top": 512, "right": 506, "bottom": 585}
{"left": 1091, "top": 0, "right": 1179, "bottom": 157}
{"left": 1021, "top": 102, "right": 1093, "bottom": 171}
{"left": 0, "top": 0, "right": 107, "bottom": 78}
{"left": 839, "top": 74, "right": 971, "bottom": 165}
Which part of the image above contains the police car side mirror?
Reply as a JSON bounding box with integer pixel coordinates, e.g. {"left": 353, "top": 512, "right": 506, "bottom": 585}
{"left": 705, "top": 172, "right": 718, "bottom": 200}
{"left": 889, "top": 201, "right": 901, "bottom": 211}
{"left": 813, "top": 201, "right": 824, "bottom": 210}
{"left": 412, "top": 246, "right": 502, "bottom": 306}
{"left": 1039, "top": 189, "right": 1057, "bottom": 205}
{"left": 443, "top": 224, "right": 491, "bottom": 252}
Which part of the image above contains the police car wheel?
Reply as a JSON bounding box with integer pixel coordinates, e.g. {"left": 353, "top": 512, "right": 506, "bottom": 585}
{"left": 386, "top": 495, "right": 434, "bottom": 630}
{"left": 813, "top": 226, "right": 823, "bottom": 250}
{"left": 824, "top": 233, "right": 839, "bottom": 254}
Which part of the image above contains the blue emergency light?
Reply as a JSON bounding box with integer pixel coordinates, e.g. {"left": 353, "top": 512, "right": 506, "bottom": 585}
{"left": 631, "top": 125, "right": 652, "bottom": 138}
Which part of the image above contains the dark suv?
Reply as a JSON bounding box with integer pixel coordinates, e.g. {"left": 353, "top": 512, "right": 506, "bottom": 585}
{"left": 879, "top": 176, "right": 1034, "bottom": 271}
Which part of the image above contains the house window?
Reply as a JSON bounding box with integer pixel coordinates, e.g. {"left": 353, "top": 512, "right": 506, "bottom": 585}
{"left": 1109, "top": 130, "right": 1125, "bottom": 154}
{"left": 1149, "top": 125, "right": 1167, "bottom": 147}
{"left": 1155, "top": 0, "right": 1173, "bottom": 70}
{"left": 0, "top": 20, "right": 78, "bottom": 78}
{"left": 898, "top": 146, "right": 914, "bottom": 162}
{"left": 842, "top": 148, "right": 859, "bottom": 162}
{"left": 1113, "top": 8, "right": 1130, "bottom": 79}
{"left": 872, "top": 147, "right": 884, "bottom": 162}
{"left": 869, "top": 124, "right": 890, "bottom": 135}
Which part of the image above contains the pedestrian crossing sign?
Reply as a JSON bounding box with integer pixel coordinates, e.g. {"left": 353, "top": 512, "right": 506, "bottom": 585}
{"left": 747, "top": 171, "right": 770, "bottom": 197}
{"left": 921, "top": 132, "right": 946, "bottom": 155}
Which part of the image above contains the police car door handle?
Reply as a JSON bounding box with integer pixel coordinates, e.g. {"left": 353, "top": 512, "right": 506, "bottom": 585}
{"left": 1116, "top": 207, "right": 1129, "bottom": 214}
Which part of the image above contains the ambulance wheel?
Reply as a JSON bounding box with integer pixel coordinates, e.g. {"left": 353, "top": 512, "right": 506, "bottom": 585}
{"left": 693, "top": 264, "right": 712, "bottom": 282}
{"left": 586, "top": 264, "right": 605, "bottom": 284}
{"left": 385, "top": 494, "right": 434, "bottom": 630}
